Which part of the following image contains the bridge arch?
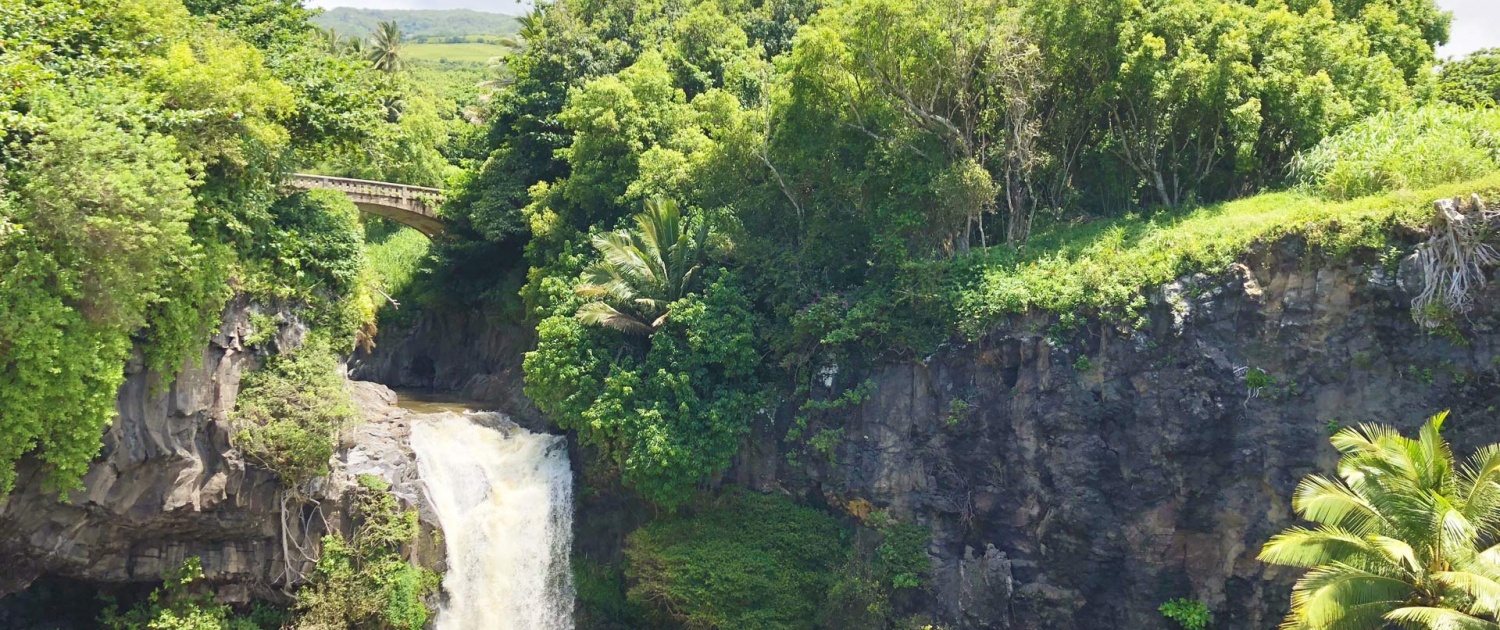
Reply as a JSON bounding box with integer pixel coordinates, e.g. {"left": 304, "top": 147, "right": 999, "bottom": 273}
{"left": 288, "top": 174, "right": 447, "bottom": 237}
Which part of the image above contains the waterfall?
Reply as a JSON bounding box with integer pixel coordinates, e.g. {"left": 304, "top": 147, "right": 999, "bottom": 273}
{"left": 410, "top": 411, "right": 574, "bottom": 630}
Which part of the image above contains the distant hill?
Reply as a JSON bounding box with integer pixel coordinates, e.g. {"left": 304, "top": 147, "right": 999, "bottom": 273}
{"left": 312, "top": 8, "right": 519, "bottom": 39}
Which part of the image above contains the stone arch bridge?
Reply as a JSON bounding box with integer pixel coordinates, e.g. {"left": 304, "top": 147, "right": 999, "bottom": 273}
{"left": 288, "top": 174, "right": 446, "bottom": 237}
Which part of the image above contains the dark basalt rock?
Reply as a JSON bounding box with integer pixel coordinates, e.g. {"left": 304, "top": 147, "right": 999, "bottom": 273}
{"left": 0, "top": 298, "right": 437, "bottom": 606}
{"left": 349, "top": 309, "right": 543, "bottom": 429}
{"left": 743, "top": 238, "right": 1500, "bottom": 629}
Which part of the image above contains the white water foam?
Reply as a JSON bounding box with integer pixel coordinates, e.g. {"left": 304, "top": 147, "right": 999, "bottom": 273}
{"left": 410, "top": 412, "right": 574, "bottom": 630}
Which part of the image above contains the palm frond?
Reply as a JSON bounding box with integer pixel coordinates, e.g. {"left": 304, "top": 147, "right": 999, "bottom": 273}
{"left": 1368, "top": 535, "right": 1421, "bottom": 574}
{"left": 572, "top": 196, "right": 710, "bottom": 334}
{"left": 1461, "top": 444, "right": 1500, "bottom": 534}
{"left": 1384, "top": 606, "right": 1500, "bottom": 630}
{"left": 1259, "top": 527, "right": 1382, "bottom": 568}
{"left": 1289, "top": 563, "right": 1413, "bottom": 629}
{"left": 1434, "top": 571, "right": 1500, "bottom": 616}
{"left": 575, "top": 301, "right": 653, "bottom": 335}
{"left": 1294, "top": 474, "right": 1385, "bottom": 533}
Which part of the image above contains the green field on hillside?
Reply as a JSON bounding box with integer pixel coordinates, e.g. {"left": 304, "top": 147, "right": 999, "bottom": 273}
{"left": 312, "top": 8, "right": 517, "bottom": 38}
{"left": 405, "top": 42, "right": 509, "bottom": 64}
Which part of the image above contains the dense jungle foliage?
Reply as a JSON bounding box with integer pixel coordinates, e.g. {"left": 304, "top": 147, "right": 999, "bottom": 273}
{"left": 0, "top": 0, "right": 484, "bottom": 495}
{"left": 412, "top": 0, "right": 1500, "bottom": 623}
{"left": 1, "top": 0, "right": 454, "bottom": 625}
{"left": 5, "top": 0, "right": 1500, "bottom": 627}
{"left": 453, "top": 0, "right": 1487, "bottom": 513}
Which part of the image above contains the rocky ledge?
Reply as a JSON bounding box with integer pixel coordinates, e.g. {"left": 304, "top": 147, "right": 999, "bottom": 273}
{"left": 0, "top": 297, "right": 437, "bottom": 607}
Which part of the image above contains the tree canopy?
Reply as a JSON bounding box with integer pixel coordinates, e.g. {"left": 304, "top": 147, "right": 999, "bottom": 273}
{"left": 0, "top": 0, "right": 439, "bottom": 494}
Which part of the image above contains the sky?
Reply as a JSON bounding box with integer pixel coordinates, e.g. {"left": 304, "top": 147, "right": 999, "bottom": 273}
{"left": 1438, "top": 0, "right": 1499, "bottom": 59}
{"left": 309, "top": 0, "right": 1496, "bottom": 58}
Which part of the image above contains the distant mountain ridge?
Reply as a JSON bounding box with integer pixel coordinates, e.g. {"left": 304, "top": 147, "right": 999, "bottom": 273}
{"left": 312, "top": 8, "right": 520, "bottom": 38}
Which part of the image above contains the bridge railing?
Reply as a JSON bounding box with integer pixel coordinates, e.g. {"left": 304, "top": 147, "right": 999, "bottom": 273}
{"left": 288, "top": 174, "right": 445, "bottom": 215}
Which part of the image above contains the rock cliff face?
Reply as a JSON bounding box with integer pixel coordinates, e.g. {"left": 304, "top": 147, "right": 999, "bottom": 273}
{"left": 348, "top": 234, "right": 1500, "bottom": 629}
{"left": 350, "top": 310, "right": 542, "bottom": 427}
{"left": 13, "top": 229, "right": 1500, "bottom": 628}
{"left": 0, "top": 298, "right": 435, "bottom": 613}
{"left": 743, "top": 238, "right": 1500, "bottom": 629}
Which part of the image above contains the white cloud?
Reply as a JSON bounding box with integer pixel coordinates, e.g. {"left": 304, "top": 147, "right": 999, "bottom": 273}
{"left": 1438, "top": 0, "right": 1500, "bottom": 59}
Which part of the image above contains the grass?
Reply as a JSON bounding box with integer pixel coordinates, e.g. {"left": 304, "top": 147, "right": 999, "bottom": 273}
{"left": 952, "top": 172, "right": 1500, "bottom": 333}
{"left": 405, "top": 42, "right": 510, "bottom": 64}
{"left": 364, "top": 225, "right": 430, "bottom": 305}
{"left": 1293, "top": 104, "right": 1500, "bottom": 200}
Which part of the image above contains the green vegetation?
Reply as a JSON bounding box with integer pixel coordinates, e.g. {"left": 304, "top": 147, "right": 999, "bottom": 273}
{"left": 954, "top": 175, "right": 1500, "bottom": 333}
{"left": 1293, "top": 105, "right": 1500, "bottom": 200}
{"left": 872, "top": 519, "right": 931, "bottom": 590}
{"left": 448, "top": 0, "right": 1476, "bottom": 505}
{"left": 312, "top": 8, "right": 518, "bottom": 39}
{"left": 100, "top": 557, "right": 289, "bottom": 630}
{"left": 525, "top": 268, "right": 764, "bottom": 506}
{"left": 0, "top": 0, "right": 408, "bottom": 495}
{"left": 623, "top": 490, "right": 850, "bottom": 630}
{"left": 101, "top": 480, "right": 435, "bottom": 630}
{"left": 1438, "top": 48, "right": 1500, "bottom": 109}
{"left": 574, "top": 558, "right": 644, "bottom": 629}
{"left": 945, "top": 399, "right": 973, "bottom": 428}
{"left": 295, "top": 475, "right": 439, "bottom": 630}
{"left": 231, "top": 336, "right": 357, "bottom": 487}
{"left": 573, "top": 198, "right": 710, "bottom": 335}
{"left": 367, "top": 21, "right": 405, "bottom": 73}
{"left": 1260, "top": 411, "right": 1500, "bottom": 629}
{"left": 364, "top": 224, "right": 432, "bottom": 313}
{"left": 1159, "top": 598, "right": 1211, "bottom": 630}
{"left": 406, "top": 42, "right": 514, "bottom": 64}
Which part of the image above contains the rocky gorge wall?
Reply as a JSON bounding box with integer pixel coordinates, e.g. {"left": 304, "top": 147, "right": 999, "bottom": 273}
{"left": 0, "top": 297, "right": 439, "bottom": 625}
{"left": 742, "top": 237, "right": 1500, "bottom": 629}
{"left": 8, "top": 227, "right": 1500, "bottom": 629}
{"left": 350, "top": 309, "right": 543, "bottom": 428}
{"left": 357, "top": 231, "right": 1500, "bottom": 629}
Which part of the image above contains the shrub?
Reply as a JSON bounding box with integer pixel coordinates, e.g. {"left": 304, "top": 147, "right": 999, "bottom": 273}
{"left": 1292, "top": 105, "right": 1500, "bottom": 200}
{"left": 624, "top": 489, "right": 849, "bottom": 630}
{"left": 242, "top": 190, "right": 375, "bottom": 349}
{"left": 363, "top": 223, "right": 431, "bottom": 312}
{"left": 574, "top": 558, "right": 644, "bottom": 629}
{"left": 1438, "top": 48, "right": 1500, "bottom": 109}
{"left": 99, "top": 557, "right": 287, "bottom": 630}
{"left": 868, "top": 512, "right": 931, "bottom": 590}
{"left": 231, "top": 336, "right": 356, "bottom": 486}
{"left": 294, "top": 475, "right": 439, "bottom": 630}
{"left": 525, "top": 272, "right": 766, "bottom": 506}
{"left": 1159, "top": 598, "right": 1210, "bottom": 630}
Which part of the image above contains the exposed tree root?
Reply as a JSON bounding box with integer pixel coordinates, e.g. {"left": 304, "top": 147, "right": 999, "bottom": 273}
{"left": 1413, "top": 194, "right": 1499, "bottom": 328}
{"left": 273, "top": 488, "right": 328, "bottom": 593}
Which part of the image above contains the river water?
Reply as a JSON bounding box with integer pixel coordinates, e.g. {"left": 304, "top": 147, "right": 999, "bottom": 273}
{"left": 401, "top": 391, "right": 575, "bottom": 630}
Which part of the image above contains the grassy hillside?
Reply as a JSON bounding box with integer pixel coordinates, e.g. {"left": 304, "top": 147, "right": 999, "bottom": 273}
{"left": 406, "top": 41, "right": 510, "bottom": 64}
{"left": 312, "top": 8, "right": 518, "bottom": 38}
{"left": 953, "top": 173, "right": 1500, "bottom": 333}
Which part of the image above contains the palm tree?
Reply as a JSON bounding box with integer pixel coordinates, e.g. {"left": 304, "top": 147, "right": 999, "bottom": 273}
{"left": 342, "top": 35, "right": 366, "bottom": 58}
{"left": 1259, "top": 411, "right": 1500, "bottom": 630}
{"left": 474, "top": 14, "right": 533, "bottom": 96}
{"left": 573, "top": 198, "right": 709, "bottom": 335}
{"left": 316, "top": 27, "right": 341, "bottom": 53}
{"left": 367, "top": 21, "right": 405, "bottom": 73}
